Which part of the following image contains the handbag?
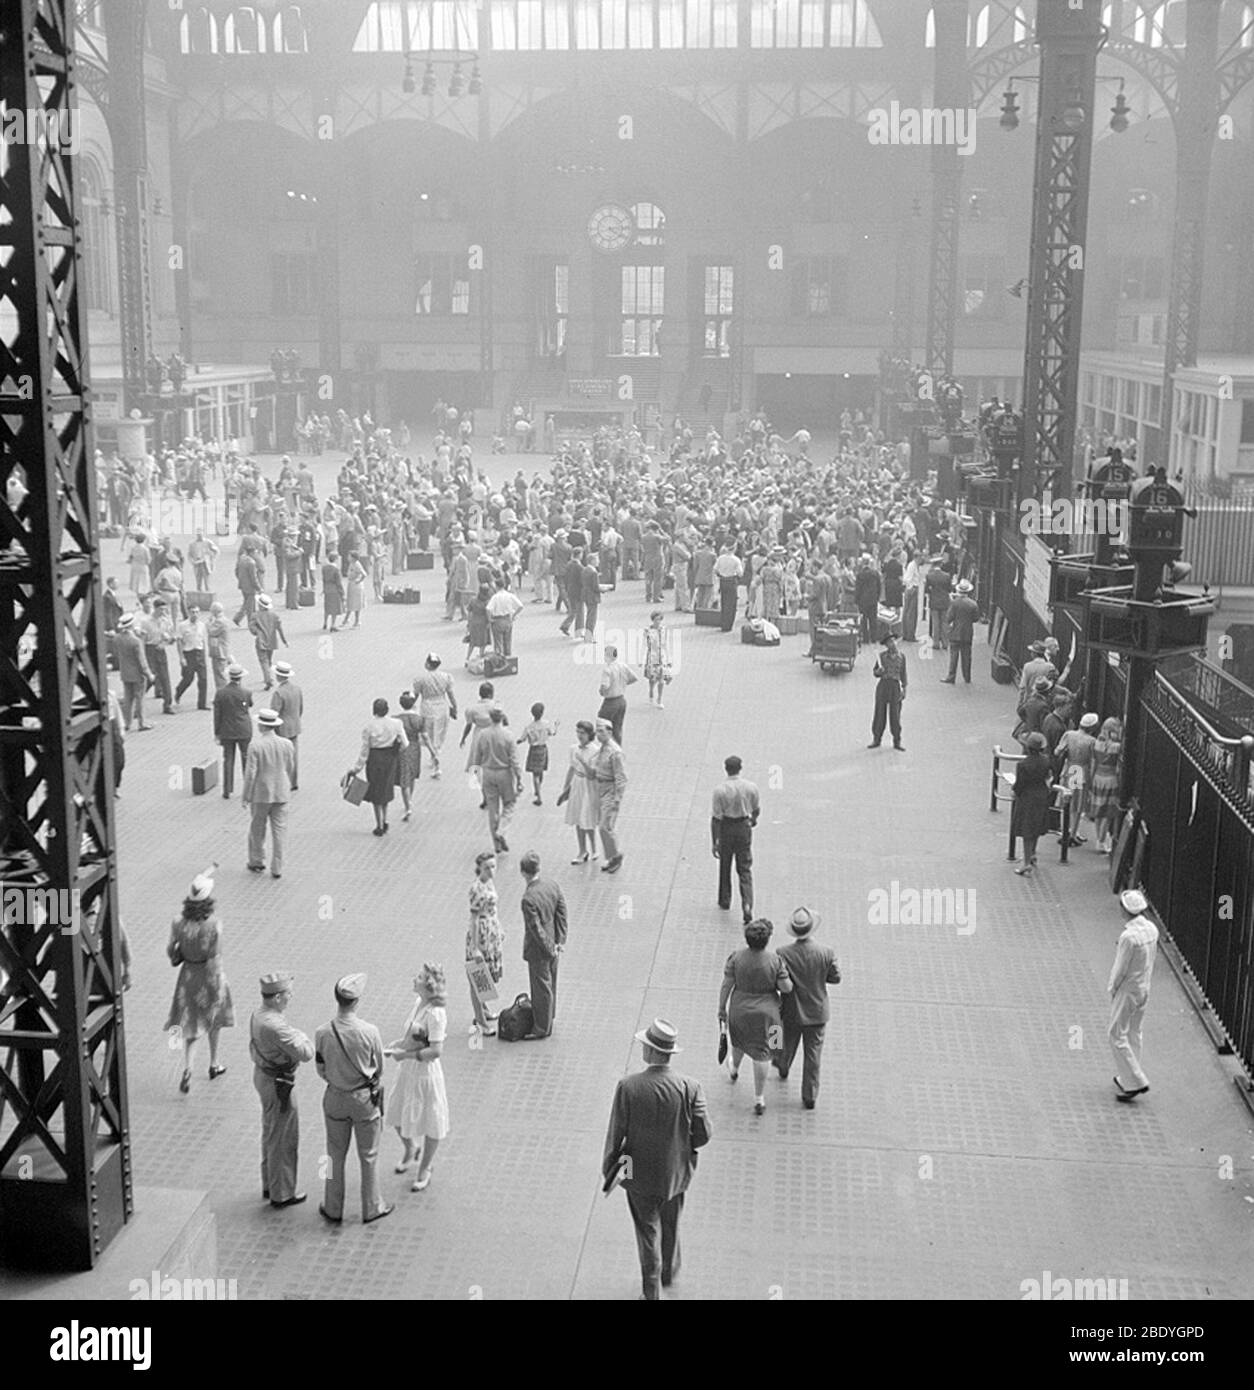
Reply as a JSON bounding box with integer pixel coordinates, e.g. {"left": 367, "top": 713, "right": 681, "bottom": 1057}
{"left": 717, "top": 1021, "right": 728, "bottom": 1065}
{"left": 341, "top": 771, "right": 367, "bottom": 806}
{"left": 167, "top": 932, "right": 184, "bottom": 967}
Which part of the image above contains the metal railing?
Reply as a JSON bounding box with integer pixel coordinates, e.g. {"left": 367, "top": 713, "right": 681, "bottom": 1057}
{"left": 1144, "top": 673, "right": 1254, "bottom": 816}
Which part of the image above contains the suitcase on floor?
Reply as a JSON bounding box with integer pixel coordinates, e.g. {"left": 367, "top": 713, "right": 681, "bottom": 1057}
{"left": 407, "top": 551, "right": 435, "bottom": 570}
{"left": 192, "top": 759, "right": 218, "bottom": 796}
{"left": 484, "top": 653, "right": 518, "bottom": 677}
{"left": 298, "top": 587, "right": 315, "bottom": 607}
{"left": 496, "top": 993, "right": 534, "bottom": 1042}
{"left": 186, "top": 590, "right": 214, "bottom": 611}
{"left": 778, "top": 614, "right": 800, "bottom": 636}
{"left": 695, "top": 608, "right": 722, "bottom": 627}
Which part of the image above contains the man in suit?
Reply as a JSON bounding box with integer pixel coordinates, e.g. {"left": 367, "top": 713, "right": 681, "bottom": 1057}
{"left": 114, "top": 613, "right": 153, "bottom": 731}
{"left": 249, "top": 972, "right": 314, "bottom": 1208}
{"left": 269, "top": 660, "right": 303, "bottom": 791}
{"left": 213, "top": 662, "right": 254, "bottom": 799}
{"left": 242, "top": 707, "right": 295, "bottom": 878}
{"left": 314, "top": 973, "right": 393, "bottom": 1225}
{"left": 602, "top": 1018, "right": 712, "bottom": 1301}
{"left": 940, "top": 578, "right": 980, "bottom": 685}
{"left": 519, "top": 850, "right": 568, "bottom": 1039}
{"left": 774, "top": 907, "right": 842, "bottom": 1109}
{"left": 248, "top": 593, "right": 288, "bottom": 690}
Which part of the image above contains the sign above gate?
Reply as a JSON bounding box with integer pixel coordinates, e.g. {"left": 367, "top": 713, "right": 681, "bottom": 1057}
{"left": 569, "top": 379, "right": 612, "bottom": 398}
{"left": 1023, "top": 534, "right": 1053, "bottom": 626}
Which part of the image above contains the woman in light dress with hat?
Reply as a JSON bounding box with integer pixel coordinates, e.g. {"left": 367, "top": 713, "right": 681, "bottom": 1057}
{"left": 386, "top": 963, "right": 450, "bottom": 1191}
{"left": 164, "top": 865, "right": 234, "bottom": 1094}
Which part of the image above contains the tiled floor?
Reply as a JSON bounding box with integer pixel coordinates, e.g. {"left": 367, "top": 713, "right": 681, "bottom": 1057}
{"left": 85, "top": 448, "right": 1254, "bottom": 1299}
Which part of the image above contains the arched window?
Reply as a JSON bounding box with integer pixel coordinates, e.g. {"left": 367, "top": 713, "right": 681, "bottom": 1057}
{"left": 354, "top": 1, "right": 475, "bottom": 51}
{"left": 78, "top": 159, "right": 113, "bottom": 316}
{"left": 273, "top": 6, "right": 308, "bottom": 53}
{"left": 830, "top": 0, "right": 882, "bottom": 47}
{"left": 973, "top": 3, "right": 1027, "bottom": 47}
{"left": 632, "top": 202, "right": 666, "bottom": 246}
{"left": 179, "top": 7, "right": 218, "bottom": 54}
{"left": 924, "top": 6, "right": 971, "bottom": 48}
{"left": 1132, "top": 1, "right": 1186, "bottom": 46}
{"left": 1221, "top": 1, "right": 1254, "bottom": 48}
{"left": 224, "top": 7, "right": 266, "bottom": 53}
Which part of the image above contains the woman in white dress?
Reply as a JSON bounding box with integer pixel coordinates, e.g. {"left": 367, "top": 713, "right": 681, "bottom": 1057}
{"left": 385, "top": 963, "right": 450, "bottom": 1192}
{"left": 555, "top": 719, "right": 601, "bottom": 864}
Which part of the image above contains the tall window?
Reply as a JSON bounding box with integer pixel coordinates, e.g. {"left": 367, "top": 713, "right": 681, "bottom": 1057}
{"left": 179, "top": 7, "right": 219, "bottom": 53}
{"left": 224, "top": 7, "right": 265, "bottom": 52}
{"left": 272, "top": 253, "right": 318, "bottom": 315}
{"left": 79, "top": 161, "right": 113, "bottom": 315}
{"left": 703, "top": 265, "right": 734, "bottom": 357}
{"left": 632, "top": 202, "right": 666, "bottom": 246}
{"left": 752, "top": 0, "right": 881, "bottom": 47}
{"left": 790, "top": 255, "right": 844, "bottom": 317}
{"left": 354, "top": 1, "right": 475, "bottom": 51}
{"left": 273, "top": 6, "right": 308, "bottom": 52}
{"left": 620, "top": 265, "right": 665, "bottom": 356}
{"left": 415, "top": 256, "right": 472, "bottom": 315}
{"left": 962, "top": 254, "right": 1006, "bottom": 318}
{"left": 535, "top": 258, "right": 569, "bottom": 357}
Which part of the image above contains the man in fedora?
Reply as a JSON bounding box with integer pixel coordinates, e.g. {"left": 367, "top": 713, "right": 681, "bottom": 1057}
{"left": 248, "top": 592, "right": 288, "bottom": 690}
{"left": 250, "top": 972, "right": 313, "bottom": 1208}
{"left": 214, "top": 663, "right": 253, "bottom": 799}
{"left": 940, "top": 578, "right": 980, "bottom": 686}
{"left": 269, "top": 660, "right": 303, "bottom": 791}
{"left": 1018, "top": 640, "right": 1056, "bottom": 704}
{"left": 314, "top": 973, "right": 393, "bottom": 1224}
{"left": 242, "top": 707, "right": 294, "bottom": 877}
{"left": 602, "top": 1018, "right": 711, "bottom": 1300}
{"left": 1109, "top": 889, "right": 1158, "bottom": 1103}
{"left": 114, "top": 613, "right": 153, "bottom": 731}
{"left": 774, "top": 908, "right": 842, "bottom": 1109}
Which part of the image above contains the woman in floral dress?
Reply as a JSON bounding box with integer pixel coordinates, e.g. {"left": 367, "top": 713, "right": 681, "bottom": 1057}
{"left": 164, "top": 867, "right": 234, "bottom": 1095}
{"left": 395, "top": 690, "right": 424, "bottom": 821}
{"left": 642, "top": 610, "right": 672, "bottom": 709}
{"left": 555, "top": 720, "right": 601, "bottom": 863}
{"left": 465, "top": 851, "right": 504, "bottom": 1035}
{"left": 385, "top": 963, "right": 449, "bottom": 1191}
{"left": 345, "top": 554, "right": 367, "bottom": 628}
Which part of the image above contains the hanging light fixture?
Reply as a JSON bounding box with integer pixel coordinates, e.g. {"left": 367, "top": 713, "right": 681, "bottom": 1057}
{"left": 468, "top": 63, "right": 482, "bottom": 96}
{"left": 402, "top": 58, "right": 415, "bottom": 94}
{"left": 421, "top": 62, "right": 436, "bottom": 97}
{"left": 448, "top": 63, "right": 464, "bottom": 98}
{"left": 1109, "top": 81, "right": 1131, "bottom": 133}
{"left": 998, "top": 84, "right": 1020, "bottom": 131}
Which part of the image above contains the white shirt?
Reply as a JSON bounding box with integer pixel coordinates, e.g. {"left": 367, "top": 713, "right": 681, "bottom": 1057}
{"left": 714, "top": 553, "right": 744, "bottom": 580}
{"left": 486, "top": 590, "right": 524, "bottom": 620}
{"left": 1108, "top": 915, "right": 1158, "bottom": 996}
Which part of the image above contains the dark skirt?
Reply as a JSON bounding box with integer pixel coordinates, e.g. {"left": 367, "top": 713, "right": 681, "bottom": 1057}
{"left": 525, "top": 744, "right": 549, "bottom": 774}
{"left": 1012, "top": 786, "right": 1051, "bottom": 840}
{"left": 365, "top": 743, "right": 400, "bottom": 806}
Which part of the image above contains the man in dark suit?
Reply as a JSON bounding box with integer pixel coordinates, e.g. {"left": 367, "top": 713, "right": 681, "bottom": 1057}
{"left": 602, "top": 1018, "right": 711, "bottom": 1301}
{"left": 774, "top": 907, "right": 841, "bottom": 1109}
{"left": 519, "top": 850, "right": 568, "bottom": 1038}
{"left": 940, "top": 578, "right": 980, "bottom": 685}
{"left": 213, "top": 662, "right": 254, "bottom": 799}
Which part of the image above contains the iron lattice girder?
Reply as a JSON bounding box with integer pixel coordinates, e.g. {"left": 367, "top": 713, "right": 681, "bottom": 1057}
{"left": 1019, "top": 6, "right": 1102, "bottom": 499}
{"left": 0, "top": 0, "right": 130, "bottom": 1269}
{"left": 925, "top": 0, "right": 971, "bottom": 377}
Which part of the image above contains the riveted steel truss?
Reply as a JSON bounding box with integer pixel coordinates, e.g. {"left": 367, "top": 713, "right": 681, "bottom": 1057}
{"left": 0, "top": 0, "right": 131, "bottom": 1270}
{"left": 1018, "top": 2, "right": 1102, "bottom": 508}
{"left": 924, "top": 0, "right": 970, "bottom": 376}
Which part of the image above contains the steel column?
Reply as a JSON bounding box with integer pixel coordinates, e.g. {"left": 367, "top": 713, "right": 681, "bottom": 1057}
{"left": 104, "top": 0, "right": 153, "bottom": 415}
{"left": 924, "top": 0, "right": 970, "bottom": 376}
{"left": 315, "top": 88, "right": 341, "bottom": 406}
{"left": 1160, "top": 0, "right": 1222, "bottom": 450}
{"left": 0, "top": 0, "right": 131, "bottom": 1270}
{"left": 1018, "top": 0, "right": 1102, "bottom": 515}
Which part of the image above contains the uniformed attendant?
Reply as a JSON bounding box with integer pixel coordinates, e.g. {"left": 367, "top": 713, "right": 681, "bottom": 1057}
{"left": 314, "top": 973, "right": 394, "bottom": 1225}
{"left": 249, "top": 972, "right": 313, "bottom": 1208}
{"left": 711, "top": 755, "right": 760, "bottom": 924}
{"left": 867, "top": 632, "right": 907, "bottom": 751}
{"left": 1108, "top": 889, "right": 1159, "bottom": 1103}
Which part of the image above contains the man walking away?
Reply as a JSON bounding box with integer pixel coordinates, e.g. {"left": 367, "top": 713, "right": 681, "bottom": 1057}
{"left": 1109, "top": 889, "right": 1158, "bottom": 1103}
{"left": 711, "top": 756, "right": 760, "bottom": 924}
{"left": 214, "top": 663, "right": 253, "bottom": 798}
{"left": 269, "top": 661, "right": 303, "bottom": 791}
{"left": 242, "top": 708, "right": 294, "bottom": 877}
{"left": 602, "top": 1018, "right": 711, "bottom": 1301}
{"left": 519, "top": 851, "right": 568, "bottom": 1039}
{"left": 714, "top": 544, "right": 743, "bottom": 633}
{"left": 250, "top": 972, "right": 313, "bottom": 1208}
{"left": 774, "top": 908, "right": 841, "bottom": 1109}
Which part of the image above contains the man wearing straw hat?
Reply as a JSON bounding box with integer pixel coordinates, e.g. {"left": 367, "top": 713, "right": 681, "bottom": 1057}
{"left": 269, "top": 661, "right": 303, "bottom": 791}
{"left": 242, "top": 708, "right": 294, "bottom": 878}
{"left": 1109, "top": 888, "right": 1158, "bottom": 1103}
{"left": 774, "top": 908, "right": 842, "bottom": 1110}
{"left": 602, "top": 1018, "right": 711, "bottom": 1300}
{"left": 250, "top": 972, "right": 314, "bottom": 1208}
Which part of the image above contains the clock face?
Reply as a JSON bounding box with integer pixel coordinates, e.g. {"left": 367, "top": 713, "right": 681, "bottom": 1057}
{"left": 587, "top": 204, "right": 634, "bottom": 253}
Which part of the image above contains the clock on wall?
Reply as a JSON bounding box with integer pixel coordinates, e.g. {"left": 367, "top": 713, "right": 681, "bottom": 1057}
{"left": 587, "top": 203, "right": 634, "bottom": 253}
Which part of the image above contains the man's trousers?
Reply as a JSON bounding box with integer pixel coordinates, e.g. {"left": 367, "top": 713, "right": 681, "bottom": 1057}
{"left": 254, "top": 1067, "right": 300, "bottom": 1202}
{"left": 527, "top": 953, "right": 558, "bottom": 1036}
{"left": 717, "top": 819, "right": 754, "bottom": 918}
{"left": 625, "top": 1189, "right": 684, "bottom": 1301}
{"left": 776, "top": 1015, "right": 827, "bottom": 1105}
{"left": 321, "top": 1086, "right": 387, "bottom": 1221}
{"left": 247, "top": 801, "right": 288, "bottom": 874}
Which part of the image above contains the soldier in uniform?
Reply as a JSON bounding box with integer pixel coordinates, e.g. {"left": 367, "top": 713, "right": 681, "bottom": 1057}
{"left": 314, "top": 973, "right": 394, "bottom": 1225}
{"left": 249, "top": 972, "right": 313, "bottom": 1208}
{"left": 867, "top": 632, "right": 908, "bottom": 751}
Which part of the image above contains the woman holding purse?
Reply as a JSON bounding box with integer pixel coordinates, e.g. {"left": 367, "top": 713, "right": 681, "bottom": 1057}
{"left": 385, "top": 963, "right": 450, "bottom": 1191}
{"left": 466, "top": 851, "right": 504, "bottom": 1036}
{"left": 164, "top": 865, "right": 233, "bottom": 1095}
{"left": 347, "top": 697, "right": 408, "bottom": 837}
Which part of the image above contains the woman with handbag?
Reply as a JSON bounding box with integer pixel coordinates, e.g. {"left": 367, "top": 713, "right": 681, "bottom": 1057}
{"left": 164, "top": 866, "right": 234, "bottom": 1095}
{"left": 348, "top": 697, "right": 408, "bottom": 836}
{"left": 1011, "top": 732, "right": 1054, "bottom": 876}
{"left": 555, "top": 719, "right": 601, "bottom": 863}
{"left": 385, "top": 963, "right": 450, "bottom": 1191}
{"left": 466, "top": 851, "right": 504, "bottom": 1035}
{"left": 718, "top": 918, "right": 793, "bottom": 1116}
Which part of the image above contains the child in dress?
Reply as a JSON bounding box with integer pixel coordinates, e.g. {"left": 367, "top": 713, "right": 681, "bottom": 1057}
{"left": 518, "top": 701, "right": 559, "bottom": 806}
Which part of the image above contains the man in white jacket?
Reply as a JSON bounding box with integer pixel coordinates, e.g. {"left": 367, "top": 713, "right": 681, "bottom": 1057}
{"left": 1108, "top": 888, "right": 1159, "bottom": 1102}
